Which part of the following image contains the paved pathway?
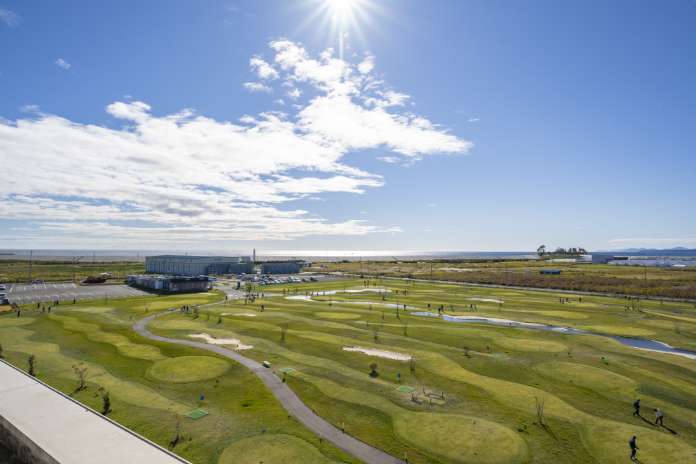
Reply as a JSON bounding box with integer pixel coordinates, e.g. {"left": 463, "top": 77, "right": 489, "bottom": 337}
{"left": 0, "top": 360, "right": 188, "bottom": 464}
{"left": 134, "top": 311, "right": 404, "bottom": 464}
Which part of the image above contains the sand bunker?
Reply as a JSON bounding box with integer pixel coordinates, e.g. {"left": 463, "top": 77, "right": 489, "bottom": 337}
{"left": 344, "top": 288, "right": 392, "bottom": 293}
{"left": 343, "top": 346, "right": 412, "bottom": 361}
{"left": 285, "top": 295, "right": 315, "bottom": 301}
{"left": 437, "top": 267, "right": 475, "bottom": 272}
{"left": 468, "top": 298, "right": 504, "bottom": 304}
{"left": 189, "top": 333, "right": 253, "bottom": 350}
{"left": 222, "top": 312, "right": 257, "bottom": 317}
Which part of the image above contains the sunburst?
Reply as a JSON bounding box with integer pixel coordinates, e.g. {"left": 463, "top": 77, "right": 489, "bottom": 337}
{"left": 295, "top": 0, "right": 380, "bottom": 59}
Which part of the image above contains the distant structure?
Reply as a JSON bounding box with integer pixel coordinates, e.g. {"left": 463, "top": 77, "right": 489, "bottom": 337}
{"left": 127, "top": 275, "right": 212, "bottom": 293}
{"left": 253, "top": 248, "right": 256, "bottom": 263}
{"left": 539, "top": 269, "right": 562, "bottom": 275}
{"left": 590, "top": 254, "right": 629, "bottom": 264}
{"left": 261, "top": 261, "right": 303, "bottom": 274}
{"left": 145, "top": 255, "right": 253, "bottom": 275}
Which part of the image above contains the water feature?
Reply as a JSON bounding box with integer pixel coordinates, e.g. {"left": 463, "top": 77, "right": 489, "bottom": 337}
{"left": 411, "top": 312, "right": 696, "bottom": 360}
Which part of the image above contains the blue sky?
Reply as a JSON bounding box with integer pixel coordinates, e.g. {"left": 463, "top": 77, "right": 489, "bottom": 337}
{"left": 1, "top": 0, "right": 695, "bottom": 252}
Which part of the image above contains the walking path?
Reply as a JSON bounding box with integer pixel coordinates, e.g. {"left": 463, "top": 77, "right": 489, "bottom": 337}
{"left": 0, "top": 359, "right": 188, "bottom": 464}
{"left": 134, "top": 311, "right": 404, "bottom": 464}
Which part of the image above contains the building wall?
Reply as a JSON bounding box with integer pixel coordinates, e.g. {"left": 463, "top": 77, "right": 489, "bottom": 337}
{"left": 145, "top": 256, "right": 252, "bottom": 275}
{"left": 261, "top": 262, "right": 302, "bottom": 274}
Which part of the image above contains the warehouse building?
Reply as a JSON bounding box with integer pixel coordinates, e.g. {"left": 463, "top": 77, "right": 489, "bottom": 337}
{"left": 127, "top": 275, "right": 212, "bottom": 293}
{"left": 261, "top": 261, "right": 303, "bottom": 274}
{"left": 145, "top": 255, "right": 253, "bottom": 276}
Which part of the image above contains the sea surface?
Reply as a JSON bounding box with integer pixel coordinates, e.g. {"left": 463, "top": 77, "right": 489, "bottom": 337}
{"left": 1, "top": 249, "right": 695, "bottom": 265}
{"left": 0, "top": 249, "right": 536, "bottom": 262}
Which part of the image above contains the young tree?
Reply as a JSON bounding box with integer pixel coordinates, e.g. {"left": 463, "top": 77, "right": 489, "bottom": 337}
{"left": 280, "top": 323, "right": 288, "bottom": 344}
{"left": 536, "top": 245, "right": 547, "bottom": 257}
{"left": 409, "top": 357, "right": 416, "bottom": 374}
{"left": 72, "top": 363, "right": 88, "bottom": 392}
{"left": 28, "top": 355, "right": 36, "bottom": 377}
{"left": 535, "top": 397, "right": 546, "bottom": 427}
{"left": 169, "top": 418, "right": 182, "bottom": 449}
{"left": 100, "top": 389, "right": 112, "bottom": 415}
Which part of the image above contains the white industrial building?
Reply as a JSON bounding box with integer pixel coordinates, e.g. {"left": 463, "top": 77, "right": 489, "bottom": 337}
{"left": 145, "top": 255, "right": 253, "bottom": 276}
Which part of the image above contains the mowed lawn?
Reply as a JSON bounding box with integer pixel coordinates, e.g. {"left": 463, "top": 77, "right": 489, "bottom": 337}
{"left": 0, "top": 291, "right": 356, "bottom": 464}
{"left": 3, "top": 280, "right": 696, "bottom": 463}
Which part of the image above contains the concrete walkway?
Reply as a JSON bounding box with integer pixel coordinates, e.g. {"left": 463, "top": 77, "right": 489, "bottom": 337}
{"left": 0, "top": 360, "right": 188, "bottom": 464}
{"left": 134, "top": 311, "right": 404, "bottom": 464}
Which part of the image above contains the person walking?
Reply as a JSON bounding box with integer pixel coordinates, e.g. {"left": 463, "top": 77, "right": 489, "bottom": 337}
{"left": 629, "top": 436, "right": 639, "bottom": 462}
{"left": 633, "top": 399, "right": 641, "bottom": 417}
{"left": 655, "top": 408, "right": 664, "bottom": 426}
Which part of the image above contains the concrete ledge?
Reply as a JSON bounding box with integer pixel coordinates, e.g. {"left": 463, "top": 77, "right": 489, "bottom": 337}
{"left": 0, "top": 359, "right": 189, "bottom": 464}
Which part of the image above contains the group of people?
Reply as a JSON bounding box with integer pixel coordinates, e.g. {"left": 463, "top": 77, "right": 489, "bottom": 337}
{"left": 629, "top": 399, "right": 667, "bottom": 461}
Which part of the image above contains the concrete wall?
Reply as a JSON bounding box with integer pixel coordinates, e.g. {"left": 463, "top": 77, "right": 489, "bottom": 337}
{"left": 0, "top": 411, "right": 59, "bottom": 464}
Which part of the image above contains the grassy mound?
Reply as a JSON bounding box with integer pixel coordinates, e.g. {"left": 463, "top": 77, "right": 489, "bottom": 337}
{"left": 148, "top": 356, "right": 230, "bottom": 383}
{"left": 394, "top": 413, "right": 528, "bottom": 464}
{"left": 534, "top": 361, "right": 637, "bottom": 396}
{"left": 315, "top": 312, "right": 361, "bottom": 320}
{"left": 496, "top": 337, "right": 567, "bottom": 353}
{"left": 217, "top": 434, "right": 335, "bottom": 464}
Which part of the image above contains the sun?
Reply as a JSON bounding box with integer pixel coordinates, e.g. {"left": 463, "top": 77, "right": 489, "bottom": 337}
{"left": 326, "top": 0, "right": 360, "bottom": 22}
{"left": 297, "top": 0, "right": 379, "bottom": 59}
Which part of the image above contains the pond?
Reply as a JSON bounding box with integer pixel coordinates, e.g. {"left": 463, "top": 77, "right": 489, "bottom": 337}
{"left": 411, "top": 312, "right": 696, "bottom": 360}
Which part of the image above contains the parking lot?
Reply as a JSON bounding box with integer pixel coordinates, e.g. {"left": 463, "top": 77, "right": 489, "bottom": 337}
{"left": 3, "top": 282, "right": 148, "bottom": 305}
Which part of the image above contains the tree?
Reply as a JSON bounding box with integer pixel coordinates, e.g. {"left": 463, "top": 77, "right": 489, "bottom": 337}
{"left": 28, "top": 355, "right": 36, "bottom": 377}
{"left": 280, "top": 323, "right": 288, "bottom": 344}
{"left": 100, "top": 389, "right": 112, "bottom": 415}
{"left": 536, "top": 245, "right": 547, "bottom": 257}
{"left": 369, "top": 363, "right": 379, "bottom": 378}
{"left": 535, "top": 396, "right": 546, "bottom": 427}
{"left": 72, "top": 363, "right": 88, "bottom": 392}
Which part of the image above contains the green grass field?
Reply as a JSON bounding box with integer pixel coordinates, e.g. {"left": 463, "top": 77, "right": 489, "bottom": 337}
{"left": 315, "top": 260, "right": 696, "bottom": 299}
{"left": 0, "top": 259, "right": 144, "bottom": 283}
{"left": 3, "top": 279, "right": 696, "bottom": 463}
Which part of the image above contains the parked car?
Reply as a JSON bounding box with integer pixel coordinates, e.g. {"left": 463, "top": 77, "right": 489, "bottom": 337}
{"left": 0, "top": 284, "right": 6, "bottom": 291}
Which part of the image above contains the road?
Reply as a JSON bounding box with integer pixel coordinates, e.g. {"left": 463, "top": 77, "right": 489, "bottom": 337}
{"left": 4, "top": 282, "right": 148, "bottom": 305}
{"left": 133, "top": 311, "right": 404, "bottom": 464}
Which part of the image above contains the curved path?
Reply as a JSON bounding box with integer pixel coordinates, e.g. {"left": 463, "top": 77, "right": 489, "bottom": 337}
{"left": 134, "top": 311, "right": 404, "bottom": 464}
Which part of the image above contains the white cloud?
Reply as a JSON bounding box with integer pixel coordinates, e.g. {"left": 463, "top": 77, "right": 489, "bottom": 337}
{"left": 19, "top": 104, "right": 40, "bottom": 113}
{"left": 358, "top": 54, "right": 375, "bottom": 74}
{"left": 468, "top": 117, "right": 480, "bottom": 122}
{"left": 0, "top": 40, "right": 471, "bottom": 247}
{"left": 0, "top": 7, "right": 19, "bottom": 27}
{"left": 243, "top": 82, "right": 272, "bottom": 93}
{"left": 55, "top": 58, "right": 71, "bottom": 70}
{"left": 378, "top": 156, "right": 400, "bottom": 164}
{"left": 286, "top": 87, "right": 302, "bottom": 99}
{"left": 250, "top": 56, "right": 279, "bottom": 80}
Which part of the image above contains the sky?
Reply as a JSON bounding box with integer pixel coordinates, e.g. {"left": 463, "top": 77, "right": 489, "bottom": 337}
{"left": 1, "top": 0, "right": 695, "bottom": 252}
